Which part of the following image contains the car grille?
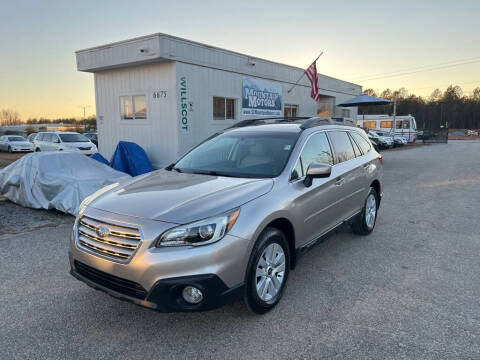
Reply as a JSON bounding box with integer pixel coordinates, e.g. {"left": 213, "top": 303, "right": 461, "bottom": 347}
{"left": 76, "top": 215, "right": 142, "bottom": 262}
{"left": 78, "top": 146, "right": 91, "bottom": 150}
{"left": 74, "top": 261, "right": 147, "bottom": 299}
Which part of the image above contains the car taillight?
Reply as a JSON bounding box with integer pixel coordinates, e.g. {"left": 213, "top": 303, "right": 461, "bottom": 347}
{"left": 378, "top": 154, "right": 383, "bottom": 164}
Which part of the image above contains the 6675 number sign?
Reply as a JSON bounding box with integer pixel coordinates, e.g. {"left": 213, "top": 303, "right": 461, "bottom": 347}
{"left": 153, "top": 91, "right": 167, "bottom": 98}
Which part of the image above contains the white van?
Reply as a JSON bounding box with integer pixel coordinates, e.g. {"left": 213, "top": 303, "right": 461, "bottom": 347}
{"left": 357, "top": 114, "right": 418, "bottom": 142}
{"left": 34, "top": 131, "right": 97, "bottom": 155}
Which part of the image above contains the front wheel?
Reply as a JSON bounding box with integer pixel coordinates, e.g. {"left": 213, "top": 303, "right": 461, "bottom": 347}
{"left": 8, "top": 146, "right": 12, "bottom": 153}
{"left": 245, "top": 227, "right": 290, "bottom": 314}
{"left": 35, "top": 148, "right": 41, "bottom": 152}
{"left": 351, "top": 187, "right": 378, "bottom": 235}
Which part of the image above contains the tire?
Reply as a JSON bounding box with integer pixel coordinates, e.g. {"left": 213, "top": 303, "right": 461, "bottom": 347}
{"left": 245, "top": 227, "right": 290, "bottom": 314}
{"left": 351, "top": 187, "right": 378, "bottom": 235}
{"left": 8, "top": 146, "right": 12, "bottom": 153}
{"left": 35, "top": 148, "right": 41, "bottom": 152}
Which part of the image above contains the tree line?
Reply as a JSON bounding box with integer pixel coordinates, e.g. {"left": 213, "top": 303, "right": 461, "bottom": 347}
{"left": 0, "top": 111, "right": 97, "bottom": 128}
{"left": 360, "top": 85, "right": 480, "bottom": 130}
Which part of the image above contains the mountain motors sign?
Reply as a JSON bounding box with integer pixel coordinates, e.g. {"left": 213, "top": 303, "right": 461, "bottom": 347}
{"left": 242, "top": 77, "right": 282, "bottom": 116}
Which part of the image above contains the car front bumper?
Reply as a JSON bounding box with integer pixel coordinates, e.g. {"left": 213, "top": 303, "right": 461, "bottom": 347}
{"left": 70, "top": 260, "right": 245, "bottom": 312}
{"left": 11, "top": 147, "right": 33, "bottom": 152}
{"left": 69, "top": 207, "right": 250, "bottom": 312}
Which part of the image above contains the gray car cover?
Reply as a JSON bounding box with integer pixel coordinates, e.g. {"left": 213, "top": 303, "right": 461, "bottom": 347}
{"left": 0, "top": 152, "right": 130, "bottom": 216}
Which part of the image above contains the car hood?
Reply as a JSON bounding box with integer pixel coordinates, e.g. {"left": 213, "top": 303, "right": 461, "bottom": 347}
{"left": 10, "top": 141, "right": 32, "bottom": 147}
{"left": 89, "top": 169, "right": 274, "bottom": 224}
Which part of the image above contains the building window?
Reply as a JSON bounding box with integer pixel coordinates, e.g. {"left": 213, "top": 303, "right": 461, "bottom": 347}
{"left": 284, "top": 104, "right": 298, "bottom": 118}
{"left": 120, "top": 95, "right": 147, "bottom": 120}
{"left": 340, "top": 109, "right": 351, "bottom": 118}
{"left": 213, "top": 97, "right": 235, "bottom": 120}
{"left": 380, "top": 120, "right": 392, "bottom": 128}
{"left": 363, "top": 121, "right": 376, "bottom": 129}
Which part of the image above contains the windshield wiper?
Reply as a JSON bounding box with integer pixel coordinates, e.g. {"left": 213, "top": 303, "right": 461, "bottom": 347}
{"left": 189, "top": 170, "right": 237, "bottom": 178}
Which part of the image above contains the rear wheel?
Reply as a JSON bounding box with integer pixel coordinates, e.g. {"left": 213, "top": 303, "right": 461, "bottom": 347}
{"left": 245, "top": 227, "right": 290, "bottom": 314}
{"left": 35, "top": 148, "right": 41, "bottom": 152}
{"left": 351, "top": 187, "right": 378, "bottom": 235}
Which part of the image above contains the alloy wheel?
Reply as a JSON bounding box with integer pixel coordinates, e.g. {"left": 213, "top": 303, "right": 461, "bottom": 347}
{"left": 365, "top": 193, "right": 377, "bottom": 229}
{"left": 255, "top": 243, "right": 286, "bottom": 302}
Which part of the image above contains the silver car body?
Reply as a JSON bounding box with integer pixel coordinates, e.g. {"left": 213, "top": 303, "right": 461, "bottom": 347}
{"left": 69, "top": 120, "right": 383, "bottom": 311}
{"left": 0, "top": 135, "right": 34, "bottom": 152}
{"left": 34, "top": 131, "right": 97, "bottom": 155}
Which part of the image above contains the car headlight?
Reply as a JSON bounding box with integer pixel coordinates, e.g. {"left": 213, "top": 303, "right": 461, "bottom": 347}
{"left": 156, "top": 208, "right": 240, "bottom": 247}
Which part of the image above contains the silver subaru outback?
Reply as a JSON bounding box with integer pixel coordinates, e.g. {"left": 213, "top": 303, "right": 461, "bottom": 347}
{"left": 69, "top": 117, "right": 383, "bottom": 314}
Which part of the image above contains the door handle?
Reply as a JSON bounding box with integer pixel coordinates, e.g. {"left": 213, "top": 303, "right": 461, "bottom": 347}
{"left": 335, "top": 178, "right": 344, "bottom": 186}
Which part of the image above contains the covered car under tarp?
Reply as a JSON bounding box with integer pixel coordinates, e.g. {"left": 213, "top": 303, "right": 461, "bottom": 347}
{"left": 0, "top": 152, "right": 130, "bottom": 216}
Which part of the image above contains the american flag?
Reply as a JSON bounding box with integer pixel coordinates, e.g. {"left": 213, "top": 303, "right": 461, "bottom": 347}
{"left": 305, "top": 61, "right": 320, "bottom": 102}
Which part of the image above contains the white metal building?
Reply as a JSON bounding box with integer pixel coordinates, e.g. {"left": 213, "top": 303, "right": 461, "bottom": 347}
{"left": 76, "top": 33, "right": 361, "bottom": 168}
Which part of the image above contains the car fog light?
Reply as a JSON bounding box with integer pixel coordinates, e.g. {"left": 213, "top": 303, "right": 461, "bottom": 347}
{"left": 182, "top": 286, "right": 203, "bottom": 304}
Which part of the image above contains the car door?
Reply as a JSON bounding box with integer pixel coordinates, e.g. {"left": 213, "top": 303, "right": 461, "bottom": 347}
{"left": 51, "top": 134, "right": 61, "bottom": 151}
{"left": 326, "top": 130, "right": 366, "bottom": 221}
{"left": 288, "top": 131, "right": 341, "bottom": 246}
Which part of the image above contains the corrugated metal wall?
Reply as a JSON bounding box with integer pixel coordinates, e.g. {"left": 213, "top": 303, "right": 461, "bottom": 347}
{"left": 94, "top": 62, "right": 178, "bottom": 168}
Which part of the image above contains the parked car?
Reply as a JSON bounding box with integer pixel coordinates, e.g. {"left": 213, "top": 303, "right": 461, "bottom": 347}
{"left": 34, "top": 131, "right": 97, "bottom": 155}
{"left": 367, "top": 131, "right": 391, "bottom": 149}
{"left": 27, "top": 133, "right": 38, "bottom": 143}
{"left": 84, "top": 132, "right": 98, "bottom": 146}
{"left": 375, "top": 130, "right": 407, "bottom": 147}
{"left": 369, "top": 138, "right": 381, "bottom": 152}
{"left": 69, "top": 117, "right": 383, "bottom": 314}
{"left": 0, "top": 135, "right": 34, "bottom": 152}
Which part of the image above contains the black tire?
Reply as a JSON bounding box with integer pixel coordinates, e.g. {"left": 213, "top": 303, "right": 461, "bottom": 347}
{"left": 245, "top": 227, "right": 290, "bottom": 314}
{"left": 8, "top": 146, "right": 12, "bottom": 153}
{"left": 351, "top": 187, "right": 378, "bottom": 235}
{"left": 35, "top": 148, "right": 41, "bottom": 152}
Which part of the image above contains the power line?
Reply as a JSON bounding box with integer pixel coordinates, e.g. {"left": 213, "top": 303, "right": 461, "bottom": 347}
{"left": 406, "top": 80, "right": 480, "bottom": 92}
{"left": 351, "top": 56, "right": 480, "bottom": 80}
{"left": 352, "top": 56, "right": 480, "bottom": 82}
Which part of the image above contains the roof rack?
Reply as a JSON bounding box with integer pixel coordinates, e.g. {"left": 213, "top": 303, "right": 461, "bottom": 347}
{"left": 300, "top": 117, "right": 356, "bottom": 130}
{"left": 228, "top": 117, "right": 310, "bottom": 129}
{"left": 227, "top": 116, "right": 357, "bottom": 131}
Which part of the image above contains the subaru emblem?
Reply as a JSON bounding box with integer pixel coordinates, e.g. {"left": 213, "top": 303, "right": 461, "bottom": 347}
{"left": 96, "top": 225, "right": 110, "bottom": 238}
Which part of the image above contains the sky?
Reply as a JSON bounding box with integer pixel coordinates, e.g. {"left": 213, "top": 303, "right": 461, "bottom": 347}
{"left": 1, "top": 0, "right": 479, "bottom": 120}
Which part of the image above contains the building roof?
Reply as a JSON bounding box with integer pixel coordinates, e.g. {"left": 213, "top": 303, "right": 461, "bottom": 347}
{"left": 75, "top": 33, "right": 361, "bottom": 97}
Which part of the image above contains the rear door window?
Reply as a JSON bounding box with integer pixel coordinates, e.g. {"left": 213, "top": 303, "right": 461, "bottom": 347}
{"left": 348, "top": 133, "right": 362, "bottom": 157}
{"left": 328, "top": 131, "right": 356, "bottom": 163}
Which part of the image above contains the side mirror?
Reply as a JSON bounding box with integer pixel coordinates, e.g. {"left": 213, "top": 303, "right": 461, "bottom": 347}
{"left": 303, "top": 163, "right": 331, "bottom": 187}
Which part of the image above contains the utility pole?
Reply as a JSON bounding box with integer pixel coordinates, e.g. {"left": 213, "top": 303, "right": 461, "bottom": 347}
{"left": 79, "top": 105, "right": 91, "bottom": 132}
{"left": 392, "top": 97, "right": 397, "bottom": 140}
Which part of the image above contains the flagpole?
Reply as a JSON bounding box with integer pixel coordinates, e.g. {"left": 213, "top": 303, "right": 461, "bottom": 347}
{"left": 287, "top": 52, "right": 323, "bottom": 94}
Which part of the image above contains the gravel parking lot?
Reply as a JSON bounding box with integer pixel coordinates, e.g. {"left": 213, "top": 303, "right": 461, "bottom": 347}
{"left": 1, "top": 141, "right": 479, "bottom": 359}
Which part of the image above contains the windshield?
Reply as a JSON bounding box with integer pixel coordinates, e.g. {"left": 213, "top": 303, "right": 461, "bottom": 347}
{"left": 8, "top": 136, "right": 26, "bottom": 142}
{"left": 58, "top": 133, "right": 90, "bottom": 142}
{"left": 174, "top": 131, "right": 300, "bottom": 178}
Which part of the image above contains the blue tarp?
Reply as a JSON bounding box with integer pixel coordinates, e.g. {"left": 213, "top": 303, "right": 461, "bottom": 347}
{"left": 91, "top": 152, "right": 110, "bottom": 166}
{"left": 110, "top": 141, "right": 153, "bottom": 176}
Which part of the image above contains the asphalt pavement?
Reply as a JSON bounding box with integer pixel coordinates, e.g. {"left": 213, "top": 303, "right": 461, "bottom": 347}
{"left": 1, "top": 141, "right": 479, "bottom": 359}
